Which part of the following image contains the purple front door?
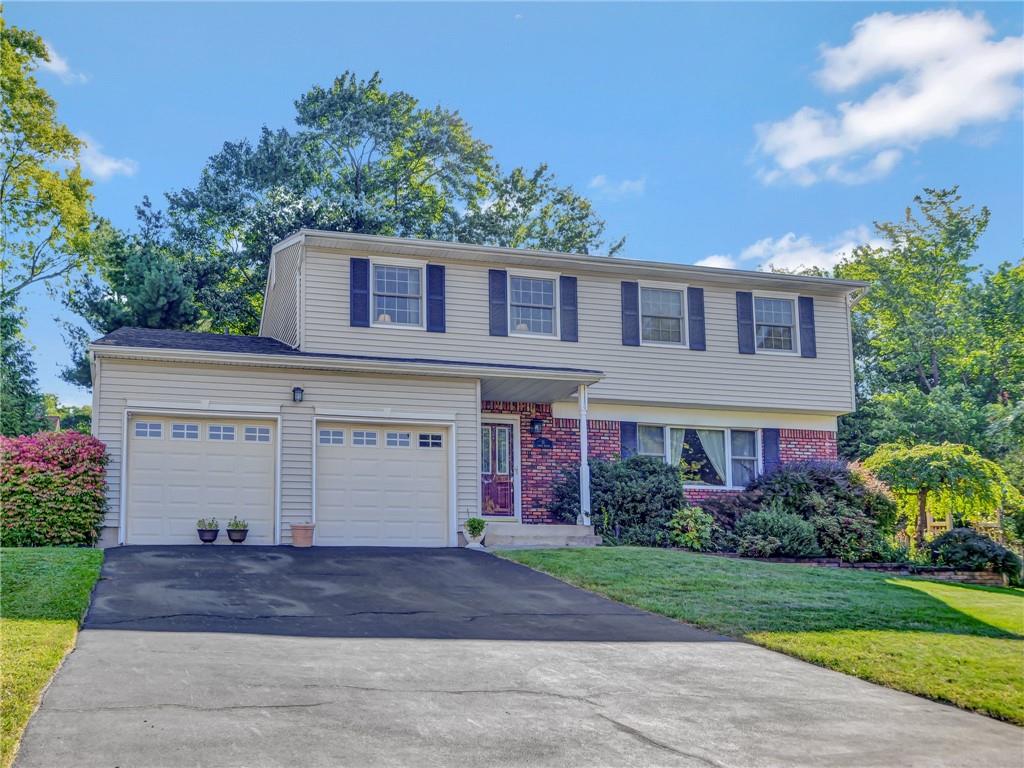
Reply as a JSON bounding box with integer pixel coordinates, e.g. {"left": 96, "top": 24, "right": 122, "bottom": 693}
{"left": 481, "top": 423, "right": 514, "bottom": 516}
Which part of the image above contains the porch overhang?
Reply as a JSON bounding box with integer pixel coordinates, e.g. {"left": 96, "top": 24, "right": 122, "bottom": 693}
{"left": 479, "top": 369, "right": 603, "bottom": 404}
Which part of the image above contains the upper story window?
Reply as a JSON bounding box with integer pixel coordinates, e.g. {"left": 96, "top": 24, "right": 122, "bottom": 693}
{"left": 509, "top": 275, "right": 556, "bottom": 336}
{"left": 639, "top": 424, "right": 760, "bottom": 488}
{"left": 373, "top": 264, "right": 422, "bottom": 327}
{"left": 755, "top": 296, "right": 796, "bottom": 352}
{"left": 641, "top": 287, "right": 686, "bottom": 345}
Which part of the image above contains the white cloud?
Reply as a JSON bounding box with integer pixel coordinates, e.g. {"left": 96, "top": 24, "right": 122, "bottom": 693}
{"left": 695, "top": 255, "right": 738, "bottom": 269}
{"left": 78, "top": 134, "right": 138, "bottom": 180}
{"left": 588, "top": 174, "right": 646, "bottom": 199}
{"left": 756, "top": 10, "right": 1024, "bottom": 185}
{"left": 696, "top": 226, "right": 884, "bottom": 273}
{"left": 38, "top": 40, "right": 88, "bottom": 84}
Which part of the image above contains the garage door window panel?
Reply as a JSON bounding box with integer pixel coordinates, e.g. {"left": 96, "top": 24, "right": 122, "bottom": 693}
{"left": 319, "top": 429, "right": 345, "bottom": 445}
{"left": 171, "top": 423, "right": 199, "bottom": 440}
{"left": 135, "top": 421, "right": 163, "bottom": 439}
{"left": 208, "top": 425, "right": 235, "bottom": 441}
{"left": 244, "top": 425, "right": 272, "bottom": 443}
{"left": 353, "top": 430, "right": 378, "bottom": 447}
{"left": 386, "top": 431, "right": 411, "bottom": 448}
{"left": 419, "top": 433, "right": 443, "bottom": 448}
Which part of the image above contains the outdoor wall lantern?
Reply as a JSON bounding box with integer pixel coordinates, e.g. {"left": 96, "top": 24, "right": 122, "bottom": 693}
{"left": 292, "top": 386, "right": 304, "bottom": 403}
{"left": 529, "top": 417, "right": 544, "bottom": 435}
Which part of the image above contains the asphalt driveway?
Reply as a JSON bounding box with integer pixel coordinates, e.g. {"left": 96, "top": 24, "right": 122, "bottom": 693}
{"left": 15, "top": 547, "right": 1023, "bottom": 768}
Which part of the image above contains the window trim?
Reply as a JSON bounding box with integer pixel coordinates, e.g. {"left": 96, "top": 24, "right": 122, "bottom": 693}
{"left": 752, "top": 291, "right": 801, "bottom": 356}
{"left": 638, "top": 423, "right": 763, "bottom": 490}
{"left": 638, "top": 280, "right": 689, "bottom": 348}
{"left": 370, "top": 258, "right": 426, "bottom": 330}
{"left": 507, "top": 270, "right": 560, "bottom": 339}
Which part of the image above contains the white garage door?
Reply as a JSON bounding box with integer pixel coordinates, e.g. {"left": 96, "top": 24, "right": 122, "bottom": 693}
{"left": 316, "top": 422, "right": 449, "bottom": 547}
{"left": 126, "top": 416, "right": 276, "bottom": 545}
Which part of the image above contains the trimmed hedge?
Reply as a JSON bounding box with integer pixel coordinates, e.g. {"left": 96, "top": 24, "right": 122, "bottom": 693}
{"left": 551, "top": 456, "right": 685, "bottom": 546}
{"left": 929, "top": 528, "right": 1022, "bottom": 579}
{"left": 699, "top": 460, "right": 898, "bottom": 562}
{"left": 1, "top": 431, "right": 108, "bottom": 546}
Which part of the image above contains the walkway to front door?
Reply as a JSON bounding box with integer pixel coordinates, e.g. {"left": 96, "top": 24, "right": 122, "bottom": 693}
{"left": 481, "top": 422, "right": 514, "bottom": 516}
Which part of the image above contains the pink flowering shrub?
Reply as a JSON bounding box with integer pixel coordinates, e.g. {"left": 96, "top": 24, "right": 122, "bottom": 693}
{"left": 1, "top": 431, "right": 108, "bottom": 546}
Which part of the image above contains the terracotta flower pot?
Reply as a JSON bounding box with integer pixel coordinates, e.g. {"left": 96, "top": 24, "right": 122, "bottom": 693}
{"left": 197, "top": 528, "right": 219, "bottom": 544}
{"left": 291, "top": 523, "right": 315, "bottom": 547}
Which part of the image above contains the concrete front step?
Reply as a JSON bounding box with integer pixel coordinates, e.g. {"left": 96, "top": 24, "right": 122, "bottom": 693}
{"left": 482, "top": 522, "right": 602, "bottom": 549}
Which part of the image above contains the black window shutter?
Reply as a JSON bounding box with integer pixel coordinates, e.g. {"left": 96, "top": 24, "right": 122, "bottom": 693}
{"left": 621, "top": 282, "right": 640, "bottom": 346}
{"left": 736, "top": 291, "right": 755, "bottom": 354}
{"left": 687, "top": 287, "right": 706, "bottom": 351}
{"left": 762, "top": 428, "right": 781, "bottom": 473}
{"left": 620, "top": 422, "right": 638, "bottom": 458}
{"left": 798, "top": 296, "right": 816, "bottom": 358}
{"left": 488, "top": 269, "right": 508, "bottom": 336}
{"left": 559, "top": 275, "right": 578, "bottom": 342}
{"left": 350, "top": 258, "right": 370, "bottom": 328}
{"left": 426, "top": 264, "right": 445, "bottom": 333}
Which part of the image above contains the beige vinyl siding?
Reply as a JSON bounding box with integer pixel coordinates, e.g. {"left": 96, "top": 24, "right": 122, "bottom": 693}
{"left": 302, "top": 249, "right": 855, "bottom": 413}
{"left": 94, "top": 357, "right": 479, "bottom": 543}
{"left": 261, "top": 242, "right": 302, "bottom": 346}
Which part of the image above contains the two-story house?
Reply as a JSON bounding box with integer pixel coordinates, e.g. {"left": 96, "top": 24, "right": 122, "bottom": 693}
{"left": 89, "top": 230, "right": 866, "bottom": 547}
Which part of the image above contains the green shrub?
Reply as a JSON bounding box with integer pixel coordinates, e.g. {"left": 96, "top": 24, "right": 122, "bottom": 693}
{"left": 734, "top": 500, "right": 821, "bottom": 558}
{"left": 0, "top": 431, "right": 108, "bottom": 546}
{"left": 227, "top": 516, "right": 248, "bottom": 530}
{"left": 551, "top": 456, "right": 685, "bottom": 546}
{"left": 196, "top": 517, "right": 219, "bottom": 530}
{"left": 667, "top": 506, "right": 716, "bottom": 551}
{"left": 464, "top": 517, "right": 486, "bottom": 538}
{"left": 928, "top": 528, "right": 1022, "bottom": 578}
{"left": 697, "top": 460, "right": 898, "bottom": 562}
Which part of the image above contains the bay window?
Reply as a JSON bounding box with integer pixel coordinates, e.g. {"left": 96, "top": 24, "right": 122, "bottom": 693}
{"left": 639, "top": 424, "right": 761, "bottom": 488}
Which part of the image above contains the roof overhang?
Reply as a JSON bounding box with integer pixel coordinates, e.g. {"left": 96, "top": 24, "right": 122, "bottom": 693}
{"left": 90, "top": 344, "right": 603, "bottom": 402}
{"left": 278, "top": 230, "right": 868, "bottom": 298}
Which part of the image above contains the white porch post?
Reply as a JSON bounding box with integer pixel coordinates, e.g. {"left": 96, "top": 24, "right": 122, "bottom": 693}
{"left": 578, "top": 383, "right": 591, "bottom": 526}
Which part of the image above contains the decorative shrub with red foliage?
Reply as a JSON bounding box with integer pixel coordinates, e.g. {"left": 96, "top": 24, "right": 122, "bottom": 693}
{"left": 1, "top": 431, "right": 108, "bottom": 546}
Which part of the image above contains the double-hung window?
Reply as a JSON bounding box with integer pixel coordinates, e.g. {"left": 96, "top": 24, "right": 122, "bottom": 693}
{"left": 754, "top": 296, "right": 796, "bottom": 352}
{"left": 639, "top": 425, "right": 760, "bottom": 488}
{"left": 641, "top": 287, "right": 686, "bottom": 345}
{"left": 509, "top": 276, "right": 556, "bottom": 336}
{"left": 373, "top": 264, "right": 422, "bottom": 326}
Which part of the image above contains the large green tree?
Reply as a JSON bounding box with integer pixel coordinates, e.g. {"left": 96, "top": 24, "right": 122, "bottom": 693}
{"left": 164, "top": 71, "right": 620, "bottom": 334}
{"left": 60, "top": 200, "right": 199, "bottom": 386}
{"left": 835, "top": 188, "right": 1023, "bottom": 465}
{"left": 0, "top": 18, "right": 93, "bottom": 300}
{"left": 0, "top": 303, "right": 47, "bottom": 436}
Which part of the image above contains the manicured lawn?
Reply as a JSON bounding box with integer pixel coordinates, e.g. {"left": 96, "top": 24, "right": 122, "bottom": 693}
{"left": 1, "top": 548, "right": 103, "bottom": 768}
{"left": 499, "top": 547, "right": 1024, "bottom": 724}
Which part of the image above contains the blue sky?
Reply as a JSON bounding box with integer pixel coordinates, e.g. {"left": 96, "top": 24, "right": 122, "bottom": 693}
{"left": 9, "top": 2, "right": 1024, "bottom": 406}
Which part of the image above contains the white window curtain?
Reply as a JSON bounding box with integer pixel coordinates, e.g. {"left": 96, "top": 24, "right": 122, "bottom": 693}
{"left": 669, "top": 428, "right": 686, "bottom": 466}
{"left": 696, "top": 429, "right": 727, "bottom": 484}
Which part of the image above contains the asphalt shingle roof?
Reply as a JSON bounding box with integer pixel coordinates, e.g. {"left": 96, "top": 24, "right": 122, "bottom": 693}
{"left": 92, "top": 327, "right": 602, "bottom": 376}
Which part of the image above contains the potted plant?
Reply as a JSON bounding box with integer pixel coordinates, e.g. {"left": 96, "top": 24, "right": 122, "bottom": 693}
{"left": 226, "top": 516, "right": 249, "bottom": 543}
{"left": 196, "top": 517, "right": 219, "bottom": 543}
{"left": 464, "top": 517, "right": 486, "bottom": 549}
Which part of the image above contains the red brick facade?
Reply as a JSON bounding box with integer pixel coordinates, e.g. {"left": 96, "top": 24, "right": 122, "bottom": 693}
{"left": 779, "top": 429, "right": 839, "bottom": 462}
{"left": 481, "top": 401, "right": 619, "bottom": 523}
{"left": 480, "top": 402, "right": 838, "bottom": 523}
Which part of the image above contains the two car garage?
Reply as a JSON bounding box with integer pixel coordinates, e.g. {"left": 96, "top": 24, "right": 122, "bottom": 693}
{"left": 123, "top": 415, "right": 451, "bottom": 547}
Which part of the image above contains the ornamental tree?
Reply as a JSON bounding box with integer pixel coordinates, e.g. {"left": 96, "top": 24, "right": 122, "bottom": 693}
{"left": 864, "top": 442, "right": 1019, "bottom": 547}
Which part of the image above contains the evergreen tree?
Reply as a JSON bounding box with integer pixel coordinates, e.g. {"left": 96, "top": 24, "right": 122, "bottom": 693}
{"left": 0, "top": 305, "right": 48, "bottom": 436}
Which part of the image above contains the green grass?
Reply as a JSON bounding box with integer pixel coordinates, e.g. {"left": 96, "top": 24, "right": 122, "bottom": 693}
{"left": 1, "top": 548, "right": 103, "bottom": 768}
{"left": 499, "top": 547, "right": 1024, "bottom": 724}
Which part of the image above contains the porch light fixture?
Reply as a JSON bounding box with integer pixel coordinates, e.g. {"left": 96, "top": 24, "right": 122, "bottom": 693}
{"left": 529, "top": 418, "right": 544, "bottom": 435}
{"left": 292, "top": 386, "right": 304, "bottom": 403}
